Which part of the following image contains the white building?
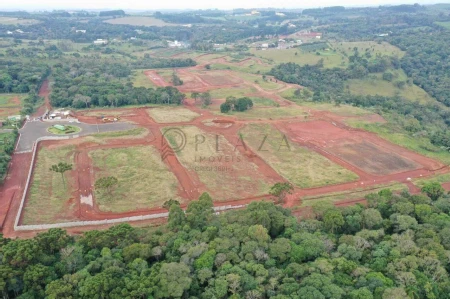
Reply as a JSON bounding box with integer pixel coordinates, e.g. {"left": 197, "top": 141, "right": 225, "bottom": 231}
{"left": 93, "top": 39, "right": 108, "bottom": 45}
{"left": 75, "top": 29, "right": 86, "bottom": 33}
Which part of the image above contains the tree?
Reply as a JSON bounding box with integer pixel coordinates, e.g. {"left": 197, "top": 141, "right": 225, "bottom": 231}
{"left": 220, "top": 102, "right": 232, "bottom": 113}
{"left": 269, "top": 182, "right": 294, "bottom": 204}
{"left": 163, "top": 199, "right": 180, "bottom": 210}
{"left": 200, "top": 92, "right": 212, "bottom": 106}
{"left": 156, "top": 263, "right": 192, "bottom": 298}
{"left": 186, "top": 192, "right": 214, "bottom": 230}
{"left": 172, "top": 72, "right": 183, "bottom": 86}
{"left": 94, "top": 176, "right": 118, "bottom": 196}
{"left": 323, "top": 209, "right": 345, "bottom": 233}
{"left": 49, "top": 162, "right": 72, "bottom": 187}
{"left": 421, "top": 182, "right": 445, "bottom": 201}
{"left": 168, "top": 204, "right": 186, "bottom": 229}
{"left": 191, "top": 92, "right": 200, "bottom": 103}
{"left": 362, "top": 208, "right": 383, "bottom": 229}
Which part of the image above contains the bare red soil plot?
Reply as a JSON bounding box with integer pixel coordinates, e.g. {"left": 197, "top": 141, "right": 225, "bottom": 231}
{"left": 330, "top": 141, "right": 418, "bottom": 175}
{"left": 144, "top": 70, "right": 169, "bottom": 87}
{"left": 176, "top": 69, "right": 208, "bottom": 91}
{"left": 279, "top": 120, "right": 442, "bottom": 175}
{"left": 196, "top": 71, "right": 243, "bottom": 86}
{"left": 0, "top": 153, "right": 32, "bottom": 229}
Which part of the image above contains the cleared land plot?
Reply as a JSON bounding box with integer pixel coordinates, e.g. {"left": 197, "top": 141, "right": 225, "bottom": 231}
{"left": 436, "top": 22, "right": 450, "bottom": 29}
{"left": 0, "top": 17, "right": 39, "bottom": 25}
{"left": 133, "top": 70, "right": 157, "bottom": 88}
{"left": 148, "top": 107, "right": 200, "bottom": 123}
{"left": 300, "top": 183, "right": 407, "bottom": 207}
{"left": 104, "top": 16, "right": 179, "bottom": 27}
{"left": 214, "top": 106, "right": 308, "bottom": 120}
{"left": 251, "top": 97, "right": 279, "bottom": 107}
{"left": 165, "top": 126, "right": 277, "bottom": 200}
{"left": 89, "top": 146, "right": 182, "bottom": 212}
{"left": 209, "top": 86, "right": 256, "bottom": 99}
{"left": 285, "top": 120, "right": 433, "bottom": 175}
{"left": 23, "top": 144, "right": 77, "bottom": 225}
{"left": 347, "top": 71, "right": 435, "bottom": 104}
{"left": 240, "top": 123, "right": 359, "bottom": 188}
{"left": 234, "top": 72, "right": 284, "bottom": 90}
{"left": 329, "top": 141, "right": 419, "bottom": 175}
{"left": 331, "top": 41, "right": 405, "bottom": 58}
{"left": 0, "top": 94, "right": 24, "bottom": 119}
{"left": 195, "top": 71, "right": 243, "bottom": 86}
{"left": 346, "top": 120, "right": 450, "bottom": 165}
{"left": 250, "top": 48, "right": 345, "bottom": 68}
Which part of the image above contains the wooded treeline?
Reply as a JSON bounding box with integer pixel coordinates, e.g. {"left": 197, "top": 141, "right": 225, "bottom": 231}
{"left": 2, "top": 187, "right": 450, "bottom": 298}
{"left": 50, "top": 61, "right": 185, "bottom": 108}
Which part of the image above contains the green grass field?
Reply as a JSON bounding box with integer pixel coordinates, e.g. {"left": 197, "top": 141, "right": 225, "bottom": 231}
{"left": 48, "top": 125, "right": 81, "bottom": 135}
{"left": 214, "top": 105, "right": 308, "bottom": 120}
{"left": 435, "top": 22, "right": 450, "bottom": 29}
{"left": 300, "top": 183, "right": 407, "bottom": 207}
{"left": 233, "top": 72, "right": 284, "bottom": 90}
{"left": 413, "top": 173, "right": 450, "bottom": 188}
{"left": 240, "top": 123, "right": 359, "bottom": 188}
{"left": 250, "top": 48, "right": 345, "bottom": 68}
{"left": 90, "top": 146, "right": 182, "bottom": 212}
{"left": 0, "top": 94, "right": 24, "bottom": 107}
{"left": 211, "top": 62, "right": 272, "bottom": 75}
{"left": 209, "top": 86, "right": 257, "bottom": 99}
{"left": 132, "top": 70, "right": 156, "bottom": 88}
{"left": 331, "top": 41, "right": 405, "bottom": 58}
{"left": 347, "top": 70, "right": 435, "bottom": 104}
{"left": 251, "top": 97, "right": 279, "bottom": 107}
{"left": 24, "top": 145, "right": 77, "bottom": 225}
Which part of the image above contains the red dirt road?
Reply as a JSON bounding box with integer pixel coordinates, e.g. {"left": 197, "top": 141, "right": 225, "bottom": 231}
{"left": 33, "top": 80, "right": 52, "bottom": 117}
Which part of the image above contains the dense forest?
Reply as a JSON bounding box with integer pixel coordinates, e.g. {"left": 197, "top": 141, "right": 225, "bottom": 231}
{"left": 50, "top": 61, "right": 185, "bottom": 108}
{"left": 2, "top": 187, "right": 450, "bottom": 298}
{"left": 0, "top": 62, "right": 50, "bottom": 93}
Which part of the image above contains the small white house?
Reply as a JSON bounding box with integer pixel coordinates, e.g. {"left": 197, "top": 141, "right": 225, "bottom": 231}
{"left": 93, "top": 39, "right": 108, "bottom": 45}
{"left": 76, "top": 29, "right": 86, "bottom": 33}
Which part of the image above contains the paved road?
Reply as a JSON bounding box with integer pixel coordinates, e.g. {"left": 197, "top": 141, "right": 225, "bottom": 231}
{"left": 16, "top": 121, "right": 136, "bottom": 152}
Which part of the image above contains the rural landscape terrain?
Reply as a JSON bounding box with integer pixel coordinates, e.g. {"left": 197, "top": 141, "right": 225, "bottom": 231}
{"left": 1, "top": 3, "right": 450, "bottom": 298}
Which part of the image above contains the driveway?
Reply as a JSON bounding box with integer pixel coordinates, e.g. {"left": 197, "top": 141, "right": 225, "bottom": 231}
{"left": 16, "top": 120, "right": 136, "bottom": 153}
